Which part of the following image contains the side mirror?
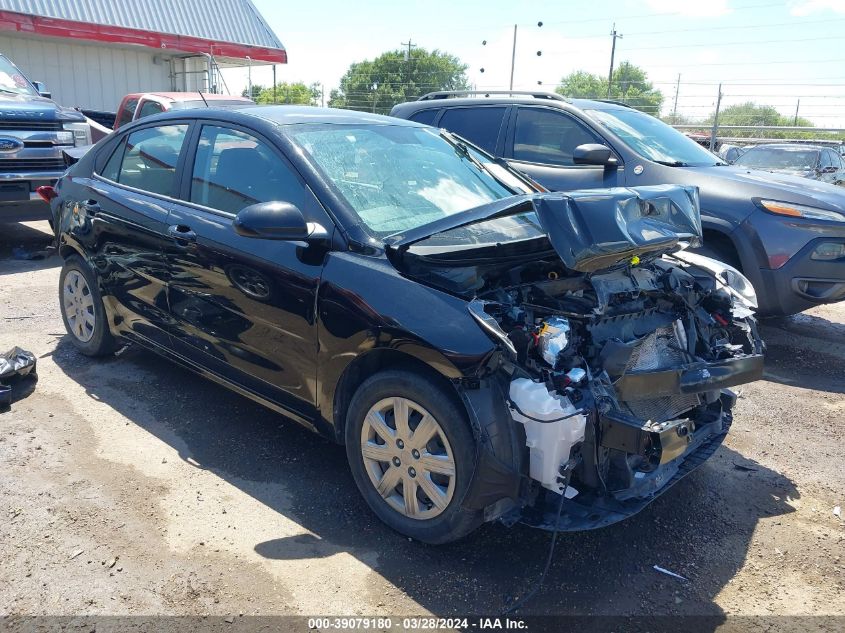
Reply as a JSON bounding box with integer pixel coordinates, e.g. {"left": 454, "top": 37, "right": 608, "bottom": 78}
{"left": 821, "top": 166, "right": 837, "bottom": 174}
{"left": 233, "top": 201, "right": 331, "bottom": 245}
{"left": 234, "top": 202, "right": 310, "bottom": 240}
{"left": 32, "top": 81, "right": 51, "bottom": 99}
{"left": 573, "top": 143, "right": 617, "bottom": 167}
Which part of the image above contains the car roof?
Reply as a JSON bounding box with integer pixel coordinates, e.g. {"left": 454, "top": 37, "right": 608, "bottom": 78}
{"left": 390, "top": 94, "right": 629, "bottom": 116}
{"left": 139, "top": 105, "right": 428, "bottom": 127}
{"left": 130, "top": 92, "right": 253, "bottom": 102}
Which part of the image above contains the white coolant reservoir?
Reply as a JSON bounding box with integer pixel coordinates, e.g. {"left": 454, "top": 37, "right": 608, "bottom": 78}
{"left": 509, "top": 378, "right": 587, "bottom": 494}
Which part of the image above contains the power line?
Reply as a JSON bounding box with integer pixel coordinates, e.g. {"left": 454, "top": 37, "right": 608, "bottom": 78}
{"left": 604, "top": 34, "right": 845, "bottom": 52}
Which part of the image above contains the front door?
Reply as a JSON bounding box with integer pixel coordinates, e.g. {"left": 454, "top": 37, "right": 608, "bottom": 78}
{"left": 504, "top": 106, "right": 623, "bottom": 191}
{"left": 164, "top": 122, "right": 329, "bottom": 422}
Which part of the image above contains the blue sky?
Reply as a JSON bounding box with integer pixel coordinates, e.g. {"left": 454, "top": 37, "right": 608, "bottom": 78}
{"left": 222, "top": 0, "right": 845, "bottom": 126}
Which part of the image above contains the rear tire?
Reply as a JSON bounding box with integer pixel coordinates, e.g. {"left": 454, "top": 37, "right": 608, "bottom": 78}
{"left": 59, "top": 255, "right": 116, "bottom": 357}
{"left": 345, "top": 369, "right": 483, "bottom": 544}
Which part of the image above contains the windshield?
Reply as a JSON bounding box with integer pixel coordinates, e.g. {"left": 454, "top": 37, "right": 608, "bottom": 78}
{"left": 734, "top": 147, "right": 819, "bottom": 171}
{"left": 587, "top": 108, "right": 723, "bottom": 167}
{"left": 0, "top": 55, "right": 37, "bottom": 97}
{"left": 286, "top": 124, "right": 528, "bottom": 236}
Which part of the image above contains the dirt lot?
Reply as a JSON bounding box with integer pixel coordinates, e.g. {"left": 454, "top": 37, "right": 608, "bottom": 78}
{"left": 1, "top": 204, "right": 844, "bottom": 622}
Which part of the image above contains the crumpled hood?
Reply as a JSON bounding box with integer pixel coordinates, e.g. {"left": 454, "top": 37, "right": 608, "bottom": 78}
{"left": 387, "top": 184, "right": 702, "bottom": 273}
{"left": 534, "top": 185, "right": 701, "bottom": 272}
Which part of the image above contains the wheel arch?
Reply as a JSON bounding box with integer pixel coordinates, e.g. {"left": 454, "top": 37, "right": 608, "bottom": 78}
{"left": 330, "top": 347, "right": 466, "bottom": 445}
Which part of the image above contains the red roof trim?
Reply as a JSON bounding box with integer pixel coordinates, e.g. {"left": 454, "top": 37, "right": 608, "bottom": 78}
{"left": 0, "top": 10, "right": 287, "bottom": 64}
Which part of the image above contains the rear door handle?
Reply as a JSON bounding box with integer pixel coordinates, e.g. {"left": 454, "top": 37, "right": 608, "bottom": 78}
{"left": 168, "top": 224, "right": 197, "bottom": 244}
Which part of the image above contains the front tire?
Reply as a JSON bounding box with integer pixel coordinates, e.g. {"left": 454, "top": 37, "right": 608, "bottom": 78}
{"left": 345, "top": 369, "right": 483, "bottom": 544}
{"left": 59, "top": 255, "right": 116, "bottom": 357}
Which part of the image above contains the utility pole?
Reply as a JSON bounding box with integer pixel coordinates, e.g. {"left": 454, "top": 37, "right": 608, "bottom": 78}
{"left": 794, "top": 98, "right": 800, "bottom": 125}
{"left": 710, "top": 83, "right": 723, "bottom": 152}
{"left": 272, "top": 64, "right": 277, "bottom": 103}
{"left": 246, "top": 56, "right": 252, "bottom": 99}
{"left": 672, "top": 74, "right": 681, "bottom": 124}
{"left": 401, "top": 39, "right": 417, "bottom": 96}
{"left": 509, "top": 24, "right": 517, "bottom": 91}
{"left": 401, "top": 39, "right": 417, "bottom": 61}
{"left": 606, "top": 23, "right": 622, "bottom": 99}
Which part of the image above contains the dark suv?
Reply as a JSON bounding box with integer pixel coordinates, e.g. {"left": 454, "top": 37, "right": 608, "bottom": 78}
{"left": 391, "top": 91, "right": 845, "bottom": 316}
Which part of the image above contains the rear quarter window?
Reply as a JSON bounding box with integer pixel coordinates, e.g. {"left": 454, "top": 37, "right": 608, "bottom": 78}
{"left": 408, "top": 109, "right": 439, "bottom": 126}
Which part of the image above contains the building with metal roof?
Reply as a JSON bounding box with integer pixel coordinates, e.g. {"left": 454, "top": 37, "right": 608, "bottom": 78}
{"left": 0, "top": 0, "right": 286, "bottom": 111}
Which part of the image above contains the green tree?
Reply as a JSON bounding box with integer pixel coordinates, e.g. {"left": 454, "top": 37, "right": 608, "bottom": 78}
{"left": 329, "top": 48, "right": 469, "bottom": 114}
{"left": 706, "top": 102, "right": 818, "bottom": 139}
{"left": 242, "top": 84, "right": 264, "bottom": 99}
{"left": 556, "top": 62, "right": 664, "bottom": 115}
{"left": 242, "top": 82, "right": 320, "bottom": 105}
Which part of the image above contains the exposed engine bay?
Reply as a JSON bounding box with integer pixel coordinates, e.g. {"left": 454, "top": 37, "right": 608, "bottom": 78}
{"left": 391, "top": 186, "right": 765, "bottom": 530}
{"left": 469, "top": 251, "right": 763, "bottom": 504}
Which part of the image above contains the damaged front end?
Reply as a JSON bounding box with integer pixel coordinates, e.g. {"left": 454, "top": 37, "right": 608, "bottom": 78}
{"left": 389, "top": 185, "right": 764, "bottom": 531}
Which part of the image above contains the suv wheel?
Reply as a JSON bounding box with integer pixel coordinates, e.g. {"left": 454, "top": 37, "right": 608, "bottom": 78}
{"left": 345, "top": 369, "right": 483, "bottom": 544}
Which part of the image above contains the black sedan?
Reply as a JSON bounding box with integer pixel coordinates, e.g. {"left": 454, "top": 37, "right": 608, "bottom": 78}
{"left": 49, "top": 106, "right": 764, "bottom": 544}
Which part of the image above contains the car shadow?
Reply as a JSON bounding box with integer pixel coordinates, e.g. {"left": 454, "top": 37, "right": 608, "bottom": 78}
{"left": 759, "top": 316, "right": 845, "bottom": 395}
{"left": 52, "top": 340, "right": 799, "bottom": 621}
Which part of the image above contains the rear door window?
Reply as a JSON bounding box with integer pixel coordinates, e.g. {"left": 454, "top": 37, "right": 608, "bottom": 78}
{"left": 115, "top": 124, "right": 189, "bottom": 196}
{"left": 512, "top": 107, "right": 600, "bottom": 166}
{"left": 437, "top": 106, "right": 507, "bottom": 154}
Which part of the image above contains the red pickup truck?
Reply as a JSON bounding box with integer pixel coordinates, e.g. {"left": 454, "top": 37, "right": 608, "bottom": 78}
{"left": 113, "top": 92, "right": 254, "bottom": 129}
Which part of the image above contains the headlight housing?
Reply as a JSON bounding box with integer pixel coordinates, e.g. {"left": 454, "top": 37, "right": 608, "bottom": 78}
{"left": 754, "top": 198, "right": 845, "bottom": 223}
{"left": 63, "top": 122, "right": 91, "bottom": 147}
{"left": 671, "top": 249, "right": 758, "bottom": 310}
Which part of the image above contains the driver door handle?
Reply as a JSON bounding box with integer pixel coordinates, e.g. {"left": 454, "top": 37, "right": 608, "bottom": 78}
{"left": 168, "top": 224, "right": 197, "bottom": 244}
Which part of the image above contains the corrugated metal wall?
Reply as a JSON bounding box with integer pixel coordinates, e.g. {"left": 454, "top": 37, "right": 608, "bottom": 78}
{"left": 0, "top": 34, "right": 176, "bottom": 111}
{"left": 0, "top": 0, "right": 284, "bottom": 49}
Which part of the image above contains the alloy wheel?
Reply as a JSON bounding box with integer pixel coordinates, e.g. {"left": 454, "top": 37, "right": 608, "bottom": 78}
{"left": 360, "top": 396, "right": 456, "bottom": 520}
{"left": 63, "top": 269, "right": 96, "bottom": 343}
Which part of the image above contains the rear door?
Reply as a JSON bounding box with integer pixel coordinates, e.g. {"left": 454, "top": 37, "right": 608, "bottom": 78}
{"left": 503, "top": 106, "right": 622, "bottom": 191}
{"left": 79, "top": 121, "right": 191, "bottom": 347}
{"left": 164, "top": 121, "right": 329, "bottom": 423}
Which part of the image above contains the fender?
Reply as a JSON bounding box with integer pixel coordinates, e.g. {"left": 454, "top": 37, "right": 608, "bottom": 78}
{"left": 315, "top": 251, "right": 498, "bottom": 440}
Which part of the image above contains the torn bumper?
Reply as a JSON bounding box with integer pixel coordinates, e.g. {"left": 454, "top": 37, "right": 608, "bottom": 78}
{"left": 507, "top": 391, "right": 736, "bottom": 532}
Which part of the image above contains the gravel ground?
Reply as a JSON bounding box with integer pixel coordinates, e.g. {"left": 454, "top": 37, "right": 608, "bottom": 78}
{"left": 1, "top": 204, "right": 843, "bottom": 622}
